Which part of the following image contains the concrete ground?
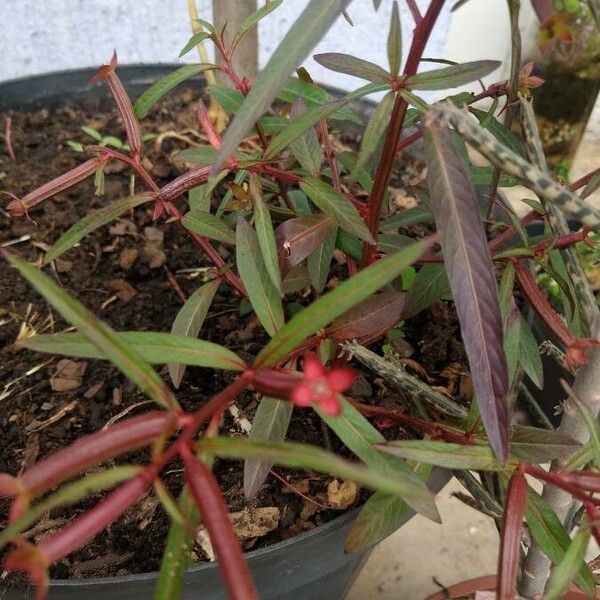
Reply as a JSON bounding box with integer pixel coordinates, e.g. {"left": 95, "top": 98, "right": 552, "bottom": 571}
{"left": 348, "top": 101, "right": 600, "bottom": 600}
{"left": 347, "top": 479, "right": 499, "bottom": 600}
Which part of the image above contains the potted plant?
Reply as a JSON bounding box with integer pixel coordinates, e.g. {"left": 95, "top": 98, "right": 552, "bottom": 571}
{"left": 1, "top": 1, "right": 600, "bottom": 599}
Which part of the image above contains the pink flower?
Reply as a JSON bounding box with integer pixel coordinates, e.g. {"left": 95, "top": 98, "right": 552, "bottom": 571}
{"left": 291, "top": 354, "right": 355, "bottom": 416}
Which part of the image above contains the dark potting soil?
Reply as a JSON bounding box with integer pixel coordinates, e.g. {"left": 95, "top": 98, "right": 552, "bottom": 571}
{"left": 0, "top": 88, "right": 467, "bottom": 581}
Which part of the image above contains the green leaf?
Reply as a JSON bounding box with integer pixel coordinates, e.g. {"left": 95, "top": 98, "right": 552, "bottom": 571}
{"left": 279, "top": 79, "right": 362, "bottom": 125}
{"left": 236, "top": 0, "right": 284, "bottom": 41}
{"left": 179, "top": 31, "right": 212, "bottom": 57}
{"left": 168, "top": 279, "right": 220, "bottom": 388}
{"left": 518, "top": 314, "right": 544, "bottom": 390}
{"left": 525, "top": 491, "right": 596, "bottom": 596}
{"left": 316, "top": 398, "right": 440, "bottom": 521}
{"left": 0, "top": 466, "right": 141, "bottom": 550}
{"left": 471, "top": 107, "right": 524, "bottom": 156}
{"left": 307, "top": 230, "right": 337, "bottom": 293}
{"left": 213, "top": 0, "right": 352, "bottom": 173}
{"left": 207, "top": 85, "right": 245, "bottom": 114}
{"left": 265, "top": 99, "right": 345, "bottom": 159}
{"left": 44, "top": 194, "right": 151, "bottom": 263}
{"left": 313, "top": 53, "right": 391, "bottom": 83}
{"left": 182, "top": 209, "right": 236, "bottom": 245}
{"left": 403, "top": 264, "right": 451, "bottom": 318}
{"left": 288, "top": 97, "right": 323, "bottom": 177}
{"left": 155, "top": 489, "right": 198, "bottom": 600}
{"left": 251, "top": 175, "right": 282, "bottom": 291}
{"left": 570, "top": 392, "right": 600, "bottom": 470}
{"left": 236, "top": 218, "right": 284, "bottom": 337}
{"left": 134, "top": 64, "right": 215, "bottom": 119}
{"left": 300, "top": 176, "right": 374, "bottom": 243}
{"left": 198, "top": 436, "right": 437, "bottom": 501}
{"left": 406, "top": 60, "right": 500, "bottom": 91}
{"left": 387, "top": 1, "right": 402, "bottom": 76}
{"left": 254, "top": 238, "right": 430, "bottom": 367}
{"left": 188, "top": 185, "right": 211, "bottom": 212}
{"left": 377, "top": 233, "right": 415, "bottom": 254}
{"left": 345, "top": 464, "right": 432, "bottom": 553}
{"left": 381, "top": 205, "right": 434, "bottom": 230}
{"left": 9, "top": 257, "right": 176, "bottom": 409}
{"left": 378, "top": 440, "right": 511, "bottom": 471}
{"left": 22, "top": 331, "right": 245, "bottom": 371}
{"left": 349, "top": 91, "right": 395, "bottom": 180}
{"left": 510, "top": 426, "right": 581, "bottom": 463}
{"left": 244, "top": 397, "right": 293, "bottom": 500}
{"left": 545, "top": 527, "right": 590, "bottom": 600}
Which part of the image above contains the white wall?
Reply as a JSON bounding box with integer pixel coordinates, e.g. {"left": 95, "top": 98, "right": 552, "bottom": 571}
{"left": 0, "top": 0, "right": 518, "bottom": 95}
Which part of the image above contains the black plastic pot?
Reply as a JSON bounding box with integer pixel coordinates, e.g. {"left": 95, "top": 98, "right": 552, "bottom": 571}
{"left": 0, "top": 66, "right": 451, "bottom": 600}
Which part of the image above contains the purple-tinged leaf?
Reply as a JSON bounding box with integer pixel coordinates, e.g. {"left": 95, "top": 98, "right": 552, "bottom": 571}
{"left": 244, "top": 397, "right": 293, "bottom": 500}
{"left": 275, "top": 215, "right": 336, "bottom": 275}
{"left": 183, "top": 451, "right": 258, "bottom": 600}
{"left": 325, "top": 291, "right": 405, "bottom": 343}
{"left": 92, "top": 52, "right": 143, "bottom": 158}
{"left": 497, "top": 467, "right": 527, "bottom": 600}
{"left": 424, "top": 123, "right": 509, "bottom": 461}
{"left": 510, "top": 426, "right": 580, "bottom": 463}
{"left": 307, "top": 229, "right": 337, "bottom": 293}
{"left": 7, "top": 158, "right": 106, "bottom": 215}
{"left": 314, "top": 53, "right": 392, "bottom": 83}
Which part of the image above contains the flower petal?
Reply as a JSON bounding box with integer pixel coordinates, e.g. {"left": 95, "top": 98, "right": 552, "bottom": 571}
{"left": 327, "top": 368, "right": 356, "bottom": 392}
{"left": 291, "top": 384, "right": 314, "bottom": 407}
{"left": 319, "top": 394, "right": 342, "bottom": 416}
{"left": 303, "top": 353, "right": 326, "bottom": 380}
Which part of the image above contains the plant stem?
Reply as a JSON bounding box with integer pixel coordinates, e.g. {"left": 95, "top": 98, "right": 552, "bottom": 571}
{"left": 519, "top": 317, "right": 600, "bottom": 598}
{"left": 362, "top": 0, "right": 447, "bottom": 266}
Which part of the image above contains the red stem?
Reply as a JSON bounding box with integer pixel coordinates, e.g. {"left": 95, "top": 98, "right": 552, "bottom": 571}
{"left": 363, "top": 0, "right": 447, "bottom": 266}
{"left": 4, "top": 116, "right": 15, "bottom": 161}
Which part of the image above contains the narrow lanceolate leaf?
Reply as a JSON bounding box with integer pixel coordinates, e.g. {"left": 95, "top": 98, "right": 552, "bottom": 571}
{"left": 199, "top": 436, "right": 437, "bottom": 501}
{"left": 307, "top": 229, "right": 336, "bottom": 293}
{"left": 345, "top": 464, "right": 432, "bottom": 553}
{"left": 44, "top": 194, "right": 152, "bottom": 263}
{"left": 403, "top": 263, "right": 451, "bottom": 318}
{"left": 545, "top": 527, "right": 590, "bottom": 600}
{"left": 349, "top": 91, "right": 395, "bottom": 181}
{"left": 8, "top": 257, "right": 176, "bottom": 409}
{"left": 183, "top": 454, "right": 258, "bottom": 600}
{"left": 387, "top": 1, "right": 402, "bottom": 76}
{"left": 510, "top": 426, "right": 580, "bottom": 463}
{"left": 169, "top": 279, "right": 220, "bottom": 388}
{"left": 518, "top": 314, "right": 543, "bottom": 390}
{"left": 288, "top": 97, "right": 323, "bottom": 177}
{"left": 0, "top": 466, "right": 141, "bottom": 550}
{"left": 264, "top": 99, "right": 344, "bottom": 159}
{"left": 254, "top": 238, "right": 432, "bottom": 368}
{"left": 134, "top": 64, "right": 216, "bottom": 118}
{"left": 235, "top": 0, "right": 284, "bottom": 41}
{"left": 317, "top": 398, "right": 439, "bottom": 522}
{"left": 424, "top": 123, "right": 509, "bottom": 462}
{"left": 179, "top": 32, "right": 212, "bottom": 57}
{"left": 498, "top": 468, "right": 527, "bottom": 600}
{"left": 244, "top": 397, "right": 293, "bottom": 500}
{"left": 325, "top": 291, "right": 405, "bottom": 343}
{"left": 182, "top": 209, "right": 236, "bottom": 245}
{"left": 275, "top": 215, "right": 336, "bottom": 275}
{"left": 300, "top": 176, "right": 374, "bottom": 243}
{"left": 22, "top": 331, "right": 245, "bottom": 371}
{"left": 525, "top": 491, "right": 596, "bottom": 595}
{"left": 427, "top": 101, "right": 600, "bottom": 228}
{"left": 406, "top": 60, "right": 501, "bottom": 91}
{"left": 251, "top": 176, "right": 282, "bottom": 292}
{"left": 313, "top": 53, "right": 391, "bottom": 83}
{"left": 155, "top": 489, "right": 198, "bottom": 600}
{"left": 236, "top": 218, "right": 284, "bottom": 337}
{"left": 213, "top": 0, "right": 352, "bottom": 173}
{"left": 378, "top": 440, "right": 510, "bottom": 471}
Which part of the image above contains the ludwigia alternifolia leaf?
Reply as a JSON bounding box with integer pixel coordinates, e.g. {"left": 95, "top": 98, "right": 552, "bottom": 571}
{"left": 426, "top": 101, "right": 600, "bottom": 228}
{"left": 424, "top": 123, "right": 509, "bottom": 461}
